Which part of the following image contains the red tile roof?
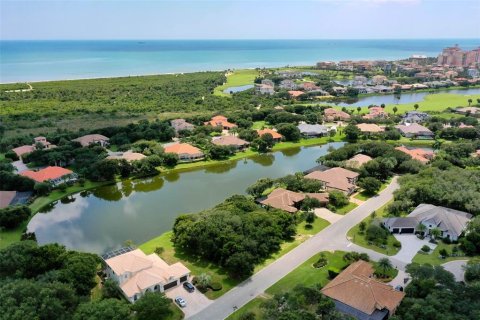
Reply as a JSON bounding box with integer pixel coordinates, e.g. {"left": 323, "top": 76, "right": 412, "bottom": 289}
{"left": 204, "top": 115, "right": 237, "bottom": 129}
{"left": 256, "top": 128, "right": 283, "bottom": 140}
{"left": 395, "top": 146, "right": 433, "bottom": 164}
{"left": 12, "top": 145, "right": 35, "bottom": 157}
{"left": 20, "top": 166, "right": 74, "bottom": 183}
{"left": 164, "top": 143, "right": 203, "bottom": 156}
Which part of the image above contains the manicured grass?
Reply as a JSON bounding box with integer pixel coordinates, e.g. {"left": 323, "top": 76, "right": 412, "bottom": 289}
{"left": 140, "top": 217, "right": 330, "bottom": 299}
{"left": 412, "top": 241, "right": 469, "bottom": 265}
{"left": 346, "top": 201, "right": 401, "bottom": 256}
{"left": 167, "top": 305, "right": 185, "bottom": 320}
{"left": 271, "top": 133, "right": 345, "bottom": 151}
{"left": 0, "top": 220, "right": 28, "bottom": 249}
{"left": 213, "top": 69, "right": 259, "bottom": 96}
{"left": 251, "top": 121, "right": 269, "bottom": 130}
{"left": 225, "top": 296, "right": 269, "bottom": 320}
{"left": 354, "top": 178, "right": 391, "bottom": 201}
{"left": 334, "top": 202, "right": 358, "bottom": 215}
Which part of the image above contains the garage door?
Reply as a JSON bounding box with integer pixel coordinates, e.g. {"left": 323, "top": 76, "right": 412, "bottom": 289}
{"left": 392, "top": 228, "right": 399, "bottom": 234}
{"left": 180, "top": 275, "right": 188, "bottom": 282}
{"left": 400, "top": 228, "right": 415, "bottom": 234}
{"left": 163, "top": 280, "right": 178, "bottom": 290}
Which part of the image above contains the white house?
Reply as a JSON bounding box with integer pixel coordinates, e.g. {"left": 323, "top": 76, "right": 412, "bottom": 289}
{"left": 104, "top": 248, "right": 190, "bottom": 303}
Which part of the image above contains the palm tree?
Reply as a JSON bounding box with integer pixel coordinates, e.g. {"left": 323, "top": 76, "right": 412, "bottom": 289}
{"left": 357, "top": 106, "right": 361, "bottom": 114}
{"left": 378, "top": 258, "right": 393, "bottom": 277}
{"left": 430, "top": 227, "right": 441, "bottom": 240}
{"left": 417, "top": 223, "right": 427, "bottom": 236}
{"left": 468, "top": 99, "right": 473, "bottom": 106}
{"left": 393, "top": 106, "right": 398, "bottom": 115}
{"left": 477, "top": 98, "right": 480, "bottom": 104}
{"left": 381, "top": 103, "right": 385, "bottom": 109}
{"left": 414, "top": 104, "right": 419, "bottom": 111}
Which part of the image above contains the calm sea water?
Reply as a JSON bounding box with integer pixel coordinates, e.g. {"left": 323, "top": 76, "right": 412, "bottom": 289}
{"left": 1, "top": 39, "right": 479, "bottom": 83}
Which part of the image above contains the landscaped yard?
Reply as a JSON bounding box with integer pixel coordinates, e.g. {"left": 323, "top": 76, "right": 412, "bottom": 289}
{"left": 354, "top": 178, "right": 391, "bottom": 201}
{"left": 213, "top": 69, "right": 259, "bottom": 96}
{"left": 347, "top": 201, "right": 401, "bottom": 256}
{"left": 140, "top": 217, "right": 330, "bottom": 299}
{"left": 412, "top": 240, "right": 468, "bottom": 265}
{"left": 334, "top": 202, "right": 358, "bottom": 215}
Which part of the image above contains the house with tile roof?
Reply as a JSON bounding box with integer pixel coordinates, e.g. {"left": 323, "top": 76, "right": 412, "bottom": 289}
{"left": 204, "top": 115, "right": 237, "bottom": 130}
{"left": 395, "top": 123, "right": 434, "bottom": 139}
{"left": 256, "top": 128, "right": 283, "bottom": 142}
{"left": 107, "top": 151, "right": 147, "bottom": 162}
{"left": 12, "top": 136, "right": 56, "bottom": 161}
{"left": 363, "top": 106, "right": 389, "bottom": 120}
{"left": 383, "top": 204, "right": 472, "bottom": 240}
{"left": 297, "top": 123, "right": 330, "bottom": 137}
{"left": 323, "top": 108, "right": 351, "bottom": 122}
{"left": 395, "top": 146, "right": 433, "bottom": 164}
{"left": 163, "top": 143, "right": 204, "bottom": 162}
{"left": 104, "top": 248, "right": 190, "bottom": 303}
{"left": 212, "top": 136, "right": 249, "bottom": 150}
{"left": 322, "top": 260, "right": 405, "bottom": 320}
{"left": 345, "top": 154, "right": 373, "bottom": 169}
{"left": 305, "top": 167, "right": 359, "bottom": 195}
{"left": 170, "top": 119, "right": 195, "bottom": 135}
{"left": 72, "top": 134, "right": 110, "bottom": 147}
{"left": 20, "top": 166, "right": 77, "bottom": 186}
{"left": 259, "top": 188, "right": 328, "bottom": 213}
{"left": 288, "top": 90, "right": 305, "bottom": 98}
{"left": 356, "top": 123, "right": 384, "bottom": 133}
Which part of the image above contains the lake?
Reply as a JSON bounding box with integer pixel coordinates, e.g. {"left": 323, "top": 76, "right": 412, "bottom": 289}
{"left": 329, "top": 87, "right": 480, "bottom": 107}
{"left": 27, "top": 142, "right": 344, "bottom": 253}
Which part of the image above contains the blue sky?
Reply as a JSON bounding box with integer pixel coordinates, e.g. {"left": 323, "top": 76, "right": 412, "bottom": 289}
{"left": 1, "top": 0, "right": 479, "bottom": 40}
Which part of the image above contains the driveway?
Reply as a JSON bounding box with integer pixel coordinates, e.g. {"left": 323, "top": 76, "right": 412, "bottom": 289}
{"left": 388, "top": 269, "right": 410, "bottom": 290}
{"left": 442, "top": 260, "right": 468, "bottom": 282}
{"left": 392, "top": 234, "right": 436, "bottom": 264}
{"left": 164, "top": 281, "right": 213, "bottom": 318}
{"left": 314, "top": 208, "right": 343, "bottom": 224}
{"left": 13, "top": 160, "right": 28, "bottom": 173}
{"left": 188, "top": 177, "right": 400, "bottom": 320}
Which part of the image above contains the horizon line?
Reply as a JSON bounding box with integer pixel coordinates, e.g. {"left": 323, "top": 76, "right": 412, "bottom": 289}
{"left": 1, "top": 37, "right": 479, "bottom": 41}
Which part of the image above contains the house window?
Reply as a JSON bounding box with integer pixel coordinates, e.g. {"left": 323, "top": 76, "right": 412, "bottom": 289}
{"left": 154, "top": 285, "right": 160, "bottom": 291}
{"left": 134, "top": 294, "right": 137, "bottom": 301}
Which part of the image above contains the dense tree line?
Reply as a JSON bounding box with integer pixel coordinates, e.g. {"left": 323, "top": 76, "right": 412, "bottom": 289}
{"left": 0, "top": 205, "right": 31, "bottom": 229}
{"left": 172, "top": 195, "right": 296, "bottom": 278}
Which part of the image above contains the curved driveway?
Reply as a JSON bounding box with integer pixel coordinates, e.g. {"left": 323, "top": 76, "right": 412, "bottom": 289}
{"left": 188, "top": 177, "right": 400, "bottom": 320}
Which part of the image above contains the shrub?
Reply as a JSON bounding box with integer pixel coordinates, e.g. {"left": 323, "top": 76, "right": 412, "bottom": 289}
{"left": 77, "top": 177, "right": 86, "bottom": 187}
{"left": 154, "top": 247, "right": 165, "bottom": 255}
{"left": 208, "top": 282, "right": 222, "bottom": 291}
{"left": 238, "top": 312, "right": 256, "bottom": 320}
{"left": 328, "top": 190, "right": 349, "bottom": 207}
{"left": 421, "top": 245, "right": 431, "bottom": 253}
{"left": 439, "top": 248, "right": 449, "bottom": 258}
{"left": 328, "top": 267, "right": 339, "bottom": 279}
{"left": 393, "top": 239, "right": 402, "bottom": 248}
{"left": 343, "top": 252, "right": 370, "bottom": 263}
{"left": 34, "top": 182, "right": 51, "bottom": 196}
{"left": 57, "top": 183, "right": 68, "bottom": 192}
{"left": 0, "top": 205, "right": 31, "bottom": 229}
{"left": 313, "top": 253, "right": 328, "bottom": 268}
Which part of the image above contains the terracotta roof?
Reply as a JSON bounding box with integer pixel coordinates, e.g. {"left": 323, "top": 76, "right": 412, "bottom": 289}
{"left": 256, "top": 128, "right": 283, "bottom": 140}
{"left": 164, "top": 143, "right": 203, "bottom": 156}
{"left": 260, "top": 188, "right": 305, "bottom": 213}
{"left": 0, "top": 191, "right": 16, "bottom": 209}
{"left": 212, "top": 136, "right": 249, "bottom": 147}
{"left": 288, "top": 90, "right": 305, "bottom": 97}
{"left": 395, "top": 146, "right": 433, "bottom": 164}
{"left": 305, "top": 167, "right": 358, "bottom": 193}
{"left": 12, "top": 145, "right": 35, "bottom": 157}
{"left": 72, "top": 134, "right": 109, "bottom": 147}
{"left": 204, "top": 115, "right": 237, "bottom": 129}
{"left": 20, "top": 166, "right": 73, "bottom": 183}
{"left": 107, "top": 151, "right": 146, "bottom": 162}
{"left": 356, "top": 123, "right": 384, "bottom": 133}
{"left": 345, "top": 154, "right": 373, "bottom": 169}
{"left": 322, "top": 260, "right": 405, "bottom": 316}
{"left": 324, "top": 108, "right": 351, "bottom": 120}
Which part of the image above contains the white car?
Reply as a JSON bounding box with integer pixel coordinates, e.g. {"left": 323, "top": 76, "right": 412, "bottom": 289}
{"left": 175, "top": 296, "right": 187, "bottom": 308}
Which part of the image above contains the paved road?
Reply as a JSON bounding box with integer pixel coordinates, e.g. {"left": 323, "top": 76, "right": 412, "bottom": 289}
{"left": 188, "top": 177, "right": 399, "bottom": 320}
{"left": 442, "top": 260, "right": 468, "bottom": 282}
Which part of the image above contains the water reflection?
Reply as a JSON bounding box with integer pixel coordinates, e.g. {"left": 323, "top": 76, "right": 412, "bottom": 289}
{"left": 164, "top": 171, "right": 180, "bottom": 182}
{"left": 60, "top": 195, "right": 76, "bottom": 204}
{"left": 251, "top": 153, "right": 275, "bottom": 166}
{"left": 93, "top": 184, "right": 123, "bottom": 201}
{"left": 120, "top": 180, "right": 134, "bottom": 198}
{"left": 204, "top": 161, "right": 238, "bottom": 174}
{"left": 132, "top": 176, "right": 164, "bottom": 193}
{"left": 280, "top": 147, "right": 301, "bottom": 157}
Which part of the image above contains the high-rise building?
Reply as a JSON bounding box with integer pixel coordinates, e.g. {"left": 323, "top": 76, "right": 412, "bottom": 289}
{"left": 437, "top": 45, "right": 480, "bottom": 67}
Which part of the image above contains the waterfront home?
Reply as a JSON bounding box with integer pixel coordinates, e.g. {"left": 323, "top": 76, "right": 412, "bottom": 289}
{"left": 322, "top": 260, "right": 405, "bottom": 320}
{"left": 383, "top": 204, "right": 472, "bottom": 241}
{"left": 332, "top": 86, "right": 347, "bottom": 95}
{"left": 372, "top": 75, "right": 388, "bottom": 85}
{"left": 297, "top": 123, "right": 330, "bottom": 137}
{"left": 107, "top": 151, "right": 147, "bottom": 162}
{"left": 164, "top": 142, "right": 204, "bottom": 162}
{"left": 395, "top": 146, "right": 433, "bottom": 164}
{"left": 279, "top": 79, "right": 297, "bottom": 90}
{"left": 356, "top": 123, "right": 384, "bottom": 133}
{"left": 256, "top": 128, "right": 283, "bottom": 142}
{"left": 395, "top": 123, "right": 434, "bottom": 139}
{"left": 305, "top": 167, "right": 359, "bottom": 195}
{"left": 259, "top": 188, "right": 328, "bottom": 213}
{"left": 212, "top": 136, "right": 249, "bottom": 150}
{"left": 170, "top": 119, "right": 195, "bottom": 134}
{"left": 103, "top": 248, "right": 190, "bottom": 303}
{"left": 288, "top": 90, "right": 305, "bottom": 98}
{"left": 300, "top": 82, "right": 320, "bottom": 91}
{"left": 72, "top": 134, "right": 110, "bottom": 147}
{"left": 323, "top": 108, "right": 351, "bottom": 122}
{"left": 204, "top": 115, "right": 237, "bottom": 130}
{"left": 12, "top": 136, "right": 56, "bottom": 161}
{"left": 0, "top": 191, "right": 32, "bottom": 209}
{"left": 345, "top": 154, "right": 372, "bottom": 169}
{"left": 255, "top": 83, "right": 275, "bottom": 95}
{"left": 401, "top": 111, "right": 429, "bottom": 124}
{"left": 20, "top": 166, "right": 77, "bottom": 187}
{"left": 363, "top": 106, "right": 388, "bottom": 120}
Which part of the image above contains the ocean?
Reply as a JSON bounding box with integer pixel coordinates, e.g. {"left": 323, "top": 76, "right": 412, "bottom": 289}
{"left": 1, "top": 39, "right": 479, "bottom": 83}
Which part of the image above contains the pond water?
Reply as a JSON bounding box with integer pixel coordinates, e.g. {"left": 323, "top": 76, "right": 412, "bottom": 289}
{"left": 223, "top": 84, "right": 254, "bottom": 93}
{"left": 28, "top": 142, "right": 345, "bottom": 254}
{"left": 329, "top": 87, "right": 480, "bottom": 107}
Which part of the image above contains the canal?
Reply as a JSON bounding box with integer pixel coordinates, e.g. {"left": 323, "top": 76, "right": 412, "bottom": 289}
{"left": 28, "top": 142, "right": 345, "bottom": 253}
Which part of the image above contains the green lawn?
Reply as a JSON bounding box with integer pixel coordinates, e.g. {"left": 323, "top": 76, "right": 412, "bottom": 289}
{"left": 251, "top": 121, "right": 269, "bottom": 130}
{"left": 271, "top": 133, "right": 345, "bottom": 151}
{"left": 140, "top": 217, "right": 330, "bottom": 299}
{"left": 346, "top": 201, "right": 401, "bottom": 256}
{"left": 225, "top": 295, "right": 269, "bottom": 320}
{"left": 213, "top": 69, "right": 259, "bottom": 96}
{"left": 412, "top": 241, "right": 469, "bottom": 265}
{"left": 334, "top": 202, "right": 358, "bottom": 215}
{"left": 354, "top": 178, "right": 391, "bottom": 201}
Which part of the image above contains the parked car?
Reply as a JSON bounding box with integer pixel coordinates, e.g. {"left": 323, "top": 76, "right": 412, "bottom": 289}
{"left": 183, "top": 281, "right": 195, "bottom": 292}
{"left": 175, "top": 297, "right": 187, "bottom": 308}
{"left": 395, "top": 285, "right": 404, "bottom": 292}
